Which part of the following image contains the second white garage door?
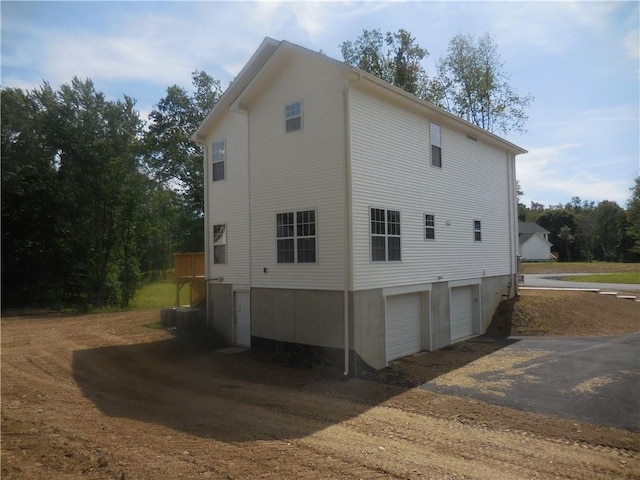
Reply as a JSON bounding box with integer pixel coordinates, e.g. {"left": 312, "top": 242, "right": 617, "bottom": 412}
{"left": 450, "top": 286, "right": 474, "bottom": 342}
{"left": 386, "top": 293, "right": 422, "bottom": 362}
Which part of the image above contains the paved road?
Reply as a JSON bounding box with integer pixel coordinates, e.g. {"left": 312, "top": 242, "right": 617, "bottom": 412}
{"left": 421, "top": 333, "right": 640, "bottom": 431}
{"left": 522, "top": 273, "right": 640, "bottom": 292}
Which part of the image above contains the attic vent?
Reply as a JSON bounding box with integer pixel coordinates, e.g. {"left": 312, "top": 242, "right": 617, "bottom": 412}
{"left": 466, "top": 135, "right": 478, "bottom": 143}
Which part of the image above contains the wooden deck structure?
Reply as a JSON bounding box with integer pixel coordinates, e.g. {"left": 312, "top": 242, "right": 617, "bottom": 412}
{"left": 174, "top": 253, "right": 205, "bottom": 307}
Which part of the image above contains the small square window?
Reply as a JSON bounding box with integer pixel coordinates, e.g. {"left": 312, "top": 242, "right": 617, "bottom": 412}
{"left": 474, "top": 220, "right": 482, "bottom": 242}
{"left": 285, "top": 101, "right": 302, "bottom": 132}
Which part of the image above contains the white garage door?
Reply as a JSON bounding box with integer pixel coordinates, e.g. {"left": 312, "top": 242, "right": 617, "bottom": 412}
{"left": 386, "top": 293, "right": 422, "bottom": 362}
{"left": 451, "top": 286, "right": 474, "bottom": 342}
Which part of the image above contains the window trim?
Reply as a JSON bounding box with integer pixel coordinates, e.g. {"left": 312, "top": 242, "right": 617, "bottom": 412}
{"left": 276, "top": 209, "right": 317, "bottom": 264}
{"left": 212, "top": 140, "right": 226, "bottom": 181}
{"left": 430, "top": 122, "right": 442, "bottom": 168}
{"left": 473, "top": 219, "right": 482, "bottom": 242}
{"left": 285, "top": 101, "right": 302, "bottom": 133}
{"left": 213, "top": 223, "right": 227, "bottom": 264}
{"left": 424, "top": 213, "right": 435, "bottom": 241}
{"left": 370, "top": 207, "right": 402, "bottom": 263}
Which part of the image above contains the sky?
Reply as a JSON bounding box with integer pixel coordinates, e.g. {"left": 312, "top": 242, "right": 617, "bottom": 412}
{"left": 2, "top": 1, "right": 639, "bottom": 208}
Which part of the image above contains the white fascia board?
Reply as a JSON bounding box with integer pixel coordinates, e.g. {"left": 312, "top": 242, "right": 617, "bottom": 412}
{"left": 191, "top": 37, "right": 281, "bottom": 142}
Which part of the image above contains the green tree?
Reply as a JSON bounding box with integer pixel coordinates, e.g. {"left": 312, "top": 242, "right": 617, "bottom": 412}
{"left": 45, "top": 78, "right": 146, "bottom": 308}
{"left": 593, "top": 200, "right": 626, "bottom": 262}
{"left": 558, "top": 225, "right": 575, "bottom": 262}
{"left": 143, "top": 70, "right": 222, "bottom": 252}
{"left": 536, "top": 209, "right": 577, "bottom": 262}
{"left": 429, "top": 32, "right": 533, "bottom": 134}
{"left": 1, "top": 79, "right": 153, "bottom": 309}
{"left": 626, "top": 177, "right": 640, "bottom": 258}
{"left": 341, "top": 29, "right": 429, "bottom": 96}
{"left": 1, "top": 87, "right": 59, "bottom": 305}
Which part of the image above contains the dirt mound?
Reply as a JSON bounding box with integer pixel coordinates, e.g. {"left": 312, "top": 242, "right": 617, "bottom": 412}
{"left": 488, "top": 289, "right": 640, "bottom": 337}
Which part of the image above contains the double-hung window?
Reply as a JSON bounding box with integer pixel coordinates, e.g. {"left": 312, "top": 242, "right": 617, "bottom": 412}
{"left": 213, "top": 224, "right": 227, "bottom": 264}
{"left": 430, "top": 123, "right": 442, "bottom": 168}
{"left": 474, "top": 220, "right": 482, "bottom": 242}
{"left": 285, "top": 101, "right": 302, "bottom": 132}
{"left": 277, "top": 210, "right": 316, "bottom": 263}
{"left": 425, "top": 214, "right": 435, "bottom": 240}
{"left": 212, "top": 140, "right": 226, "bottom": 181}
{"left": 371, "top": 208, "right": 401, "bottom": 262}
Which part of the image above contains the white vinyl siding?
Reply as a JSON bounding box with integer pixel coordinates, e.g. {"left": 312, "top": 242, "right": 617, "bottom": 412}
{"left": 248, "top": 53, "right": 346, "bottom": 290}
{"left": 205, "top": 111, "right": 250, "bottom": 284}
{"left": 520, "top": 235, "right": 552, "bottom": 261}
{"left": 349, "top": 88, "right": 512, "bottom": 291}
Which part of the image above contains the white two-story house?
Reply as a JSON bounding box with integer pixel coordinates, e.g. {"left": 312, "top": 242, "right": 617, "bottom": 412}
{"left": 192, "top": 38, "right": 527, "bottom": 373}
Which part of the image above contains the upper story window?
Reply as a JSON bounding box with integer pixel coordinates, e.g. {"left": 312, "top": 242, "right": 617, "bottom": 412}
{"left": 425, "top": 214, "right": 435, "bottom": 240}
{"left": 430, "top": 123, "right": 441, "bottom": 168}
{"left": 212, "top": 140, "right": 225, "bottom": 181}
{"left": 213, "top": 224, "right": 227, "bottom": 264}
{"left": 474, "top": 220, "right": 482, "bottom": 242}
{"left": 285, "top": 101, "right": 302, "bottom": 132}
{"left": 276, "top": 209, "right": 316, "bottom": 263}
{"left": 371, "top": 208, "right": 401, "bottom": 262}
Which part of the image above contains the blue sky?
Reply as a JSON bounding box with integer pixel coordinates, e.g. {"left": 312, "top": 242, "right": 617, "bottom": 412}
{"left": 2, "top": 1, "right": 638, "bottom": 208}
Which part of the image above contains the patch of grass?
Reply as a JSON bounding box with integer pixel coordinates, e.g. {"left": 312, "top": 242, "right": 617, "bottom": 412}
{"left": 522, "top": 262, "right": 640, "bottom": 274}
{"left": 561, "top": 272, "right": 640, "bottom": 284}
{"left": 130, "top": 282, "right": 190, "bottom": 310}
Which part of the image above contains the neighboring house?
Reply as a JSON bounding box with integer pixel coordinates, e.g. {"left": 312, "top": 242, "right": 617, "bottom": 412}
{"left": 192, "top": 38, "right": 527, "bottom": 373}
{"left": 518, "top": 222, "right": 553, "bottom": 261}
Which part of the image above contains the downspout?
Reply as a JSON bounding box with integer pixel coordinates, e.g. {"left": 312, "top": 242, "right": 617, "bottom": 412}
{"left": 203, "top": 141, "right": 212, "bottom": 325}
{"left": 246, "top": 108, "right": 252, "bottom": 339}
{"left": 506, "top": 151, "right": 516, "bottom": 296}
{"left": 342, "top": 83, "right": 354, "bottom": 377}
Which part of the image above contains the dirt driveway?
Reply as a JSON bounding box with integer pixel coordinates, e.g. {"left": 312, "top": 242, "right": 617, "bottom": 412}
{"left": 2, "top": 310, "right": 639, "bottom": 480}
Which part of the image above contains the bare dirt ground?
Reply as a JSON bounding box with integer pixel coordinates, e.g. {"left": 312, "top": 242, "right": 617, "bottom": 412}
{"left": 2, "top": 295, "right": 640, "bottom": 480}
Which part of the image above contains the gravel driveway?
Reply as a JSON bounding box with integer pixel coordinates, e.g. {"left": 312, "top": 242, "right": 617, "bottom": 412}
{"left": 419, "top": 333, "right": 640, "bottom": 431}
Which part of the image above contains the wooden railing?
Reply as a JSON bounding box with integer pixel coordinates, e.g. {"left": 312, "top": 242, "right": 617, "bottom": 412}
{"left": 174, "top": 252, "right": 205, "bottom": 279}
{"left": 174, "top": 253, "right": 205, "bottom": 307}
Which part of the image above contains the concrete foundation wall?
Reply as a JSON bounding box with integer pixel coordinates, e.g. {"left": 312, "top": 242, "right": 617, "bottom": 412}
{"left": 480, "top": 274, "right": 514, "bottom": 330}
{"left": 208, "top": 283, "right": 233, "bottom": 343}
{"left": 351, "top": 289, "right": 386, "bottom": 370}
{"left": 251, "top": 288, "right": 344, "bottom": 349}
{"left": 208, "top": 275, "right": 514, "bottom": 372}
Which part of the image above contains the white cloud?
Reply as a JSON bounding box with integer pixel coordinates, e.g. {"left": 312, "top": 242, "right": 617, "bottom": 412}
{"left": 518, "top": 143, "right": 635, "bottom": 207}
{"left": 624, "top": 28, "right": 640, "bottom": 59}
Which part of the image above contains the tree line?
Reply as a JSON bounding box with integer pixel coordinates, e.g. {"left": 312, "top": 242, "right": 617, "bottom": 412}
{"left": 2, "top": 72, "right": 220, "bottom": 309}
{"left": 518, "top": 181, "right": 640, "bottom": 263}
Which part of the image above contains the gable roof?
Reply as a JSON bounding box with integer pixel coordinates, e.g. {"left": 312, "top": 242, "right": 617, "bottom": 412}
{"left": 192, "top": 37, "right": 527, "bottom": 156}
{"left": 518, "top": 222, "right": 550, "bottom": 235}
